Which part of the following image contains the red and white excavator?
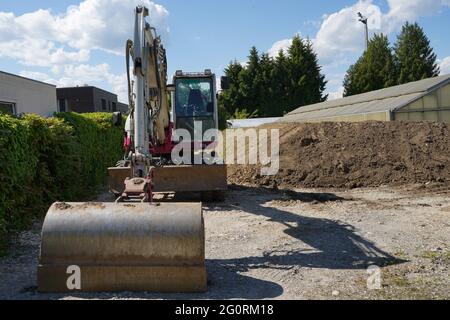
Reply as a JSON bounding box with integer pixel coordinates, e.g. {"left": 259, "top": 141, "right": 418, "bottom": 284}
{"left": 38, "top": 5, "right": 228, "bottom": 293}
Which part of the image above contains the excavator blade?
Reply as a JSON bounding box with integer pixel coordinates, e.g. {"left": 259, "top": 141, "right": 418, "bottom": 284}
{"left": 153, "top": 165, "right": 227, "bottom": 193}
{"left": 38, "top": 202, "right": 206, "bottom": 293}
{"left": 108, "top": 164, "right": 227, "bottom": 194}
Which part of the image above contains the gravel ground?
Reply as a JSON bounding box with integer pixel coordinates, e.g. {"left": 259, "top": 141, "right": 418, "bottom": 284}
{"left": 0, "top": 184, "right": 449, "bottom": 300}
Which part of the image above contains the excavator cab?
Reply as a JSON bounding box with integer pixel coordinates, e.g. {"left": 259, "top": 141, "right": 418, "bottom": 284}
{"left": 173, "top": 70, "right": 218, "bottom": 138}
{"left": 146, "top": 70, "right": 227, "bottom": 198}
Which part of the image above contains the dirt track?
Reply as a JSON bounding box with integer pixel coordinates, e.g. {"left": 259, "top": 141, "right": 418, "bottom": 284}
{"left": 1, "top": 184, "right": 449, "bottom": 300}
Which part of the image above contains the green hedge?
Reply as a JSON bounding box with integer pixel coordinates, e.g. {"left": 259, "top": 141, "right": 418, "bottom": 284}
{"left": 0, "top": 112, "right": 123, "bottom": 251}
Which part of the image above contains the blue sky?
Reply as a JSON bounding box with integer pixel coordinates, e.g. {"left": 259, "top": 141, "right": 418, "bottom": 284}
{"left": 1, "top": 0, "right": 450, "bottom": 103}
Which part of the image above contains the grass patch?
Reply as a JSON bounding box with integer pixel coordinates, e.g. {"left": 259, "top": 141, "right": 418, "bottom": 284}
{"left": 421, "top": 251, "right": 450, "bottom": 264}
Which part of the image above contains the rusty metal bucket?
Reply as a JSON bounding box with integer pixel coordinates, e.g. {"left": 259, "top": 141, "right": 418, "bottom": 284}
{"left": 38, "top": 202, "right": 206, "bottom": 293}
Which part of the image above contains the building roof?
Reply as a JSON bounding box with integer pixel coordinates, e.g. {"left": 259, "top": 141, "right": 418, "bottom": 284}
{"left": 0, "top": 70, "right": 56, "bottom": 88}
{"left": 282, "top": 74, "right": 450, "bottom": 122}
{"left": 56, "top": 85, "right": 118, "bottom": 97}
{"left": 227, "top": 117, "right": 281, "bottom": 128}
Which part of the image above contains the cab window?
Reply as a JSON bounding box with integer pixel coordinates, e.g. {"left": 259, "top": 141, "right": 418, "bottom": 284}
{"left": 175, "top": 78, "right": 214, "bottom": 118}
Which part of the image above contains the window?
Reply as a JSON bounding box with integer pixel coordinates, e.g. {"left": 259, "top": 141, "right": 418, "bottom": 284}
{"left": 0, "top": 101, "right": 16, "bottom": 115}
{"left": 112, "top": 102, "right": 117, "bottom": 112}
{"left": 175, "top": 78, "right": 214, "bottom": 118}
{"left": 108, "top": 101, "right": 111, "bottom": 111}
{"left": 58, "top": 99, "right": 66, "bottom": 112}
{"left": 101, "top": 99, "right": 107, "bottom": 111}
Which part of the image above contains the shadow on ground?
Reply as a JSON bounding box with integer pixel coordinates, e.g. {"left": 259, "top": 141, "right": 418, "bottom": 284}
{"left": 28, "top": 267, "right": 283, "bottom": 300}
{"left": 208, "top": 185, "right": 405, "bottom": 272}
{"left": 6, "top": 185, "right": 406, "bottom": 300}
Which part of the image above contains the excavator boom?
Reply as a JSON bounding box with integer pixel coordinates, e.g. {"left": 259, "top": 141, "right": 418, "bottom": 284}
{"left": 37, "top": 5, "right": 215, "bottom": 293}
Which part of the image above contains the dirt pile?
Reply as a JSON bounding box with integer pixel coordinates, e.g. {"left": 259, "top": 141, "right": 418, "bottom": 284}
{"left": 227, "top": 121, "right": 450, "bottom": 189}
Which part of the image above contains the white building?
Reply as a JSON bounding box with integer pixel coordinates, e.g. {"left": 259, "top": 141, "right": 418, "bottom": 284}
{"left": 0, "top": 71, "right": 57, "bottom": 117}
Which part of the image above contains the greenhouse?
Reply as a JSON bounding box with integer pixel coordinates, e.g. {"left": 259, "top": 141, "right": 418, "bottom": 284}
{"left": 283, "top": 74, "right": 450, "bottom": 123}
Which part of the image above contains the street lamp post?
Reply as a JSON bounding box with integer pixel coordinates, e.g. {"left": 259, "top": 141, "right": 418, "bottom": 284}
{"left": 358, "top": 12, "right": 369, "bottom": 51}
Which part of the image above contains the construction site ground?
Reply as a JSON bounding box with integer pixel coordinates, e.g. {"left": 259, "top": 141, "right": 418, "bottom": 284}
{"left": 1, "top": 183, "right": 449, "bottom": 300}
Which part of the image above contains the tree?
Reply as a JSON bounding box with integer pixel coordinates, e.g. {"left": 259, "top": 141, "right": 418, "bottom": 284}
{"left": 258, "top": 53, "right": 275, "bottom": 116}
{"left": 239, "top": 46, "right": 261, "bottom": 115}
{"left": 344, "top": 22, "right": 439, "bottom": 96}
{"left": 343, "top": 61, "right": 360, "bottom": 97}
{"left": 301, "top": 39, "right": 328, "bottom": 105}
{"left": 219, "top": 36, "right": 327, "bottom": 118}
{"left": 394, "top": 22, "right": 440, "bottom": 84}
{"left": 219, "top": 60, "right": 244, "bottom": 116}
{"left": 343, "top": 34, "right": 397, "bottom": 96}
{"left": 285, "top": 36, "right": 327, "bottom": 112}
{"left": 286, "top": 36, "right": 306, "bottom": 109}
{"left": 271, "top": 49, "right": 290, "bottom": 115}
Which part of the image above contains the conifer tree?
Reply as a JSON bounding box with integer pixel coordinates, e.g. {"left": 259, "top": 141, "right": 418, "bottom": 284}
{"left": 394, "top": 22, "right": 440, "bottom": 84}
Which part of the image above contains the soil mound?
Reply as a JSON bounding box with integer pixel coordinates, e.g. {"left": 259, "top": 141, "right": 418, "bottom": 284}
{"left": 227, "top": 121, "right": 450, "bottom": 188}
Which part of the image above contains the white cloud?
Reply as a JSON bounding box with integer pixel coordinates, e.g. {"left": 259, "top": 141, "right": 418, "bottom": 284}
{"left": 439, "top": 56, "right": 450, "bottom": 75}
{"left": 63, "top": 64, "right": 111, "bottom": 83}
{"left": 328, "top": 86, "right": 345, "bottom": 100}
{"left": 107, "top": 73, "right": 129, "bottom": 103}
{"left": 19, "top": 71, "right": 52, "bottom": 82}
{"left": 312, "top": 0, "right": 450, "bottom": 63}
{"left": 20, "top": 63, "right": 129, "bottom": 103}
{"left": 0, "top": 12, "right": 20, "bottom": 42}
{"left": 385, "top": 0, "right": 450, "bottom": 30}
{"left": 0, "top": 1, "right": 169, "bottom": 60}
{"left": 0, "top": 10, "right": 89, "bottom": 67}
{"left": 266, "top": 0, "right": 450, "bottom": 100}
{"left": 325, "top": 73, "right": 346, "bottom": 100}
{"left": 0, "top": 39, "right": 90, "bottom": 67}
{"left": 55, "top": 0, "right": 169, "bottom": 54}
{"left": 267, "top": 39, "right": 293, "bottom": 58}
{"left": 2, "top": 0, "right": 169, "bottom": 102}
{"left": 313, "top": 0, "right": 383, "bottom": 63}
